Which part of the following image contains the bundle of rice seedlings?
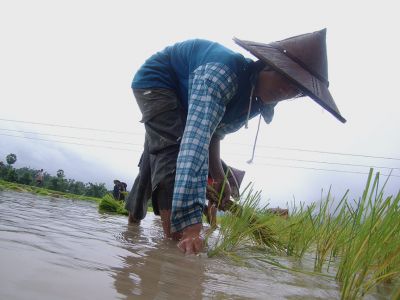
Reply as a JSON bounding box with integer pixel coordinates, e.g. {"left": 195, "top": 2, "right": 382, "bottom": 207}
{"left": 207, "top": 183, "right": 283, "bottom": 257}
{"left": 99, "top": 194, "right": 128, "bottom": 215}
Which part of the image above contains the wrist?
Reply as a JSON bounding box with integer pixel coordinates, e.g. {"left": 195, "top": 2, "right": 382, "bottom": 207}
{"left": 182, "top": 223, "right": 202, "bottom": 238}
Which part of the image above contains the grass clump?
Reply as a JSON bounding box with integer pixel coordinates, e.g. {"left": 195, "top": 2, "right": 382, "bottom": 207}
{"left": 37, "top": 190, "right": 51, "bottom": 196}
{"left": 208, "top": 184, "right": 283, "bottom": 257}
{"left": 0, "top": 179, "right": 101, "bottom": 202}
{"left": 335, "top": 171, "right": 400, "bottom": 299}
{"left": 1, "top": 179, "right": 132, "bottom": 214}
{"left": 207, "top": 169, "right": 400, "bottom": 299}
{"left": 98, "top": 194, "right": 128, "bottom": 215}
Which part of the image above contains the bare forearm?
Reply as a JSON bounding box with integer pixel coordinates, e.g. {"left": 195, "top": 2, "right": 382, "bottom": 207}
{"left": 209, "top": 135, "right": 224, "bottom": 181}
{"left": 208, "top": 134, "right": 231, "bottom": 210}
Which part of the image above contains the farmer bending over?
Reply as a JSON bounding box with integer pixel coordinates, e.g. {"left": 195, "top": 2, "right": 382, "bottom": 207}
{"left": 125, "top": 29, "right": 346, "bottom": 254}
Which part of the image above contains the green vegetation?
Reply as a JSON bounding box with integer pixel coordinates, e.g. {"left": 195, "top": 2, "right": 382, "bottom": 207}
{"left": 0, "top": 172, "right": 149, "bottom": 217}
{"left": 0, "top": 177, "right": 141, "bottom": 217}
{"left": 98, "top": 194, "right": 129, "bottom": 215}
{"left": 0, "top": 179, "right": 101, "bottom": 202}
{"left": 208, "top": 169, "right": 399, "bottom": 299}
{"left": 0, "top": 178, "right": 138, "bottom": 218}
{"left": 0, "top": 153, "right": 109, "bottom": 198}
{"left": 6, "top": 153, "right": 17, "bottom": 165}
{"left": 208, "top": 184, "right": 283, "bottom": 257}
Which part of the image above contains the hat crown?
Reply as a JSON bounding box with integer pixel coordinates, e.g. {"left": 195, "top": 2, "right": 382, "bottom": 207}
{"left": 233, "top": 29, "right": 346, "bottom": 123}
{"left": 274, "top": 29, "right": 328, "bottom": 86}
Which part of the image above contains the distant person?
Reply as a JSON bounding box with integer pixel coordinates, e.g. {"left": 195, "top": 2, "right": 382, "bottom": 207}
{"left": 36, "top": 169, "right": 44, "bottom": 186}
{"left": 119, "top": 182, "right": 128, "bottom": 201}
{"left": 113, "top": 180, "right": 121, "bottom": 200}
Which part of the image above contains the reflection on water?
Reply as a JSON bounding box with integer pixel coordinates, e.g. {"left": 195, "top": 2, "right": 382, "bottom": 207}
{"left": 0, "top": 190, "right": 385, "bottom": 299}
{"left": 112, "top": 220, "right": 206, "bottom": 299}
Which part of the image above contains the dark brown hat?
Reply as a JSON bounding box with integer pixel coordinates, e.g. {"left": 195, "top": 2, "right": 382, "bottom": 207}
{"left": 234, "top": 29, "right": 346, "bottom": 123}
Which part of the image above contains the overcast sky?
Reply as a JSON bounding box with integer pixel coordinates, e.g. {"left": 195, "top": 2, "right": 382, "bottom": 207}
{"left": 1, "top": 0, "right": 399, "bottom": 207}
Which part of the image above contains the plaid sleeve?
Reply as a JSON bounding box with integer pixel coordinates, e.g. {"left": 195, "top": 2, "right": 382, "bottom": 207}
{"left": 171, "top": 63, "right": 238, "bottom": 233}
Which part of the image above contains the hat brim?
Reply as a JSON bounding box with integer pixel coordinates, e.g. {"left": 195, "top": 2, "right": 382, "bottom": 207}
{"left": 234, "top": 37, "right": 346, "bottom": 123}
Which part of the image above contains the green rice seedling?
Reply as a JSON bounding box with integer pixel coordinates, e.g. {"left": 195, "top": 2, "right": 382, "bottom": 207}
{"left": 325, "top": 204, "right": 353, "bottom": 274}
{"left": 391, "top": 282, "right": 400, "bottom": 300}
{"left": 360, "top": 191, "right": 400, "bottom": 293}
{"left": 377, "top": 194, "right": 400, "bottom": 285}
{"left": 273, "top": 199, "right": 316, "bottom": 259}
{"left": 336, "top": 172, "right": 374, "bottom": 284}
{"left": 336, "top": 169, "right": 400, "bottom": 299}
{"left": 99, "top": 194, "right": 119, "bottom": 212}
{"left": 312, "top": 188, "right": 351, "bottom": 273}
{"left": 208, "top": 168, "right": 399, "bottom": 298}
{"left": 99, "top": 194, "right": 129, "bottom": 215}
{"left": 207, "top": 184, "right": 282, "bottom": 257}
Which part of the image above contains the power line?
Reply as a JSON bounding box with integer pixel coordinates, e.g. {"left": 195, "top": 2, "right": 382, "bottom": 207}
{"left": 225, "top": 152, "right": 400, "bottom": 170}
{"left": 3, "top": 127, "right": 399, "bottom": 171}
{"left": 229, "top": 142, "right": 400, "bottom": 161}
{"left": 2, "top": 128, "right": 400, "bottom": 172}
{"left": 2, "top": 132, "right": 400, "bottom": 179}
{"left": 2, "top": 117, "right": 399, "bottom": 161}
{"left": 0, "top": 133, "right": 141, "bottom": 152}
{"left": 0, "top": 117, "right": 142, "bottom": 135}
{"left": 252, "top": 162, "right": 400, "bottom": 178}
{"left": 0, "top": 128, "right": 141, "bottom": 146}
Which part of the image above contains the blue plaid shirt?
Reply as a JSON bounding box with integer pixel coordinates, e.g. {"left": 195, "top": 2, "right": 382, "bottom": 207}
{"left": 170, "top": 63, "right": 238, "bottom": 232}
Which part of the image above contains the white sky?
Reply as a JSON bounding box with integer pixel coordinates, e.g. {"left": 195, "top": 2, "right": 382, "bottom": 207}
{"left": 1, "top": 0, "right": 399, "bottom": 207}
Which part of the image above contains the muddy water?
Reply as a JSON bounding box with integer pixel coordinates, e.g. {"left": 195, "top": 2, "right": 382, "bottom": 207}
{"left": 0, "top": 190, "right": 386, "bottom": 299}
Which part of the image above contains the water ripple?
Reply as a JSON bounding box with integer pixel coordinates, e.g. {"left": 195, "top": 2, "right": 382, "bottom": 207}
{"left": 0, "top": 190, "right": 352, "bottom": 299}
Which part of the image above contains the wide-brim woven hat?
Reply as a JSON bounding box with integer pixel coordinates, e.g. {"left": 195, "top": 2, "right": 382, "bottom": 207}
{"left": 234, "top": 29, "right": 346, "bottom": 123}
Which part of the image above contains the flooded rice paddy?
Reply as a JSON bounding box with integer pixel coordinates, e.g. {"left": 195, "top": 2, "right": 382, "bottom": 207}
{"left": 0, "top": 190, "right": 389, "bottom": 299}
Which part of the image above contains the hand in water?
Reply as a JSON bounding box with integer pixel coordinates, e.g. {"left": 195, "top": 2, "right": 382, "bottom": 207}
{"left": 177, "top": 223, "right": 204, "bottom": 254}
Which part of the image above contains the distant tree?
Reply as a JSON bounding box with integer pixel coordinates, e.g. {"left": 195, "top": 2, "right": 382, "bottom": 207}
{"left": 19, "top": 172, "right": 33, "bottom": 185}
{"left": 49, "top": 177, "right": 60, "bottom": 191}
{"left": 0, "top": 157, "right": 108, "bottom": 198}
{"left": 57, "top": 169, "right": 65, "bottom": 178}
{"left": 15, "top": 167, "right": 35, "bottom": 185}
{"left": 42, "top": 172, "right": 51, "bottom": 188}
{"left": 0, "top": 161, "right": 6, "bottom": 179}
{"left": 6, "top": 153, "right": 17, "bottom": 166}
{"left": 85, "top": 182, "right": 108, "bottom": 198}
{"left": 66, "top": 179, "right": 86, "bottom": 195}
{"left": 6, "top": 168, "right": 18, "bottom": 182}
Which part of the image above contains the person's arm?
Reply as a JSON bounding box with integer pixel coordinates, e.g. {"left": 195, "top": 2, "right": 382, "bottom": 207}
{"left": 171, "top": 63, "right": 238, "bottom": 254}
{"left": 209, "top": 135, "right": 231, "bottom": 209}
